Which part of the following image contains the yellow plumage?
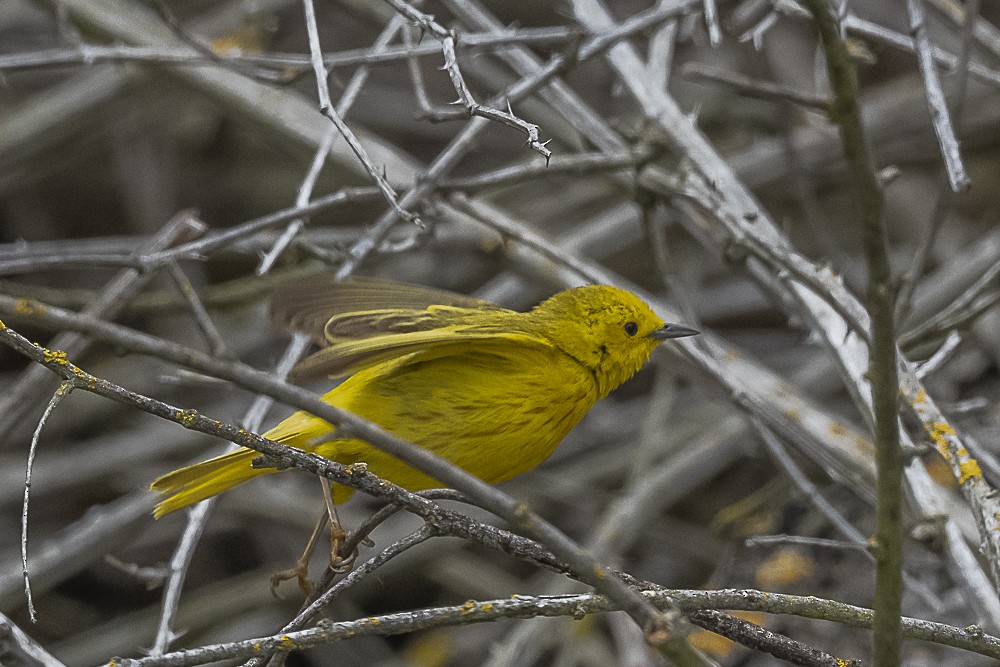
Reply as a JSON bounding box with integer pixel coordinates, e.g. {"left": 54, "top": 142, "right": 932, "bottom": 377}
{"left": 150, "top": 278, "right": 696, "bottom": 517}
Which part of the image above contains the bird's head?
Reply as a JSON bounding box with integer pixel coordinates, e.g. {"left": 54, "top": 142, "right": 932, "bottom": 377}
{"left": 532, "top": 285, "right": 698, "bottom": 397}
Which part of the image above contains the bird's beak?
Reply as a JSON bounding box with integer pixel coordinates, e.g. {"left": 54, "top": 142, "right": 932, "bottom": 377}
{"left": 649, "top": 323, "right": 700, "bottom": 340}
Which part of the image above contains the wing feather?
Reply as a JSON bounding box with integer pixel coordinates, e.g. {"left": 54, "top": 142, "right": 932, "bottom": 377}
{"left": 291, "top": 329, "right": 548, "bottom": 380}
{"left": 272, "top": 276, "right": 506, "bottom": 345}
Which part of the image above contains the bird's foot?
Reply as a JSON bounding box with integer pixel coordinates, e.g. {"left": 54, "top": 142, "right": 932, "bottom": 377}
{"left": 270, "top": 557, "right": 313, "bottom": 599}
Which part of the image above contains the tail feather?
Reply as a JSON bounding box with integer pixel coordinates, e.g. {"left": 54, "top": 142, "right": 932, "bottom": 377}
{"left": 150, "top": 448, "right": 268, "bottom": 518}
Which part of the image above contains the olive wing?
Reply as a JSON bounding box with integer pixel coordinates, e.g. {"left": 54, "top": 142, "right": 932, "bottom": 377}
{"left": 290, "top": 329, "right": 548, "bottom": 380}
{"left": 272, "top": 276, "right": 507, "bottom": 345}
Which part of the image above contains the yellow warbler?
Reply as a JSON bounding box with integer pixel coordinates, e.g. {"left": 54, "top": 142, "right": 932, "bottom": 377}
{"left": 150, "top": 278, "right": 697, "bottom": 517}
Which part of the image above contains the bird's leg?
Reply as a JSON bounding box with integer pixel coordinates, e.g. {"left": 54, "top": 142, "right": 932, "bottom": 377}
{"left": 270, "top": 504, "right": 328, "bottom": 598}
{"left": 324, "top": 482, "right": 356, "bottom": 572}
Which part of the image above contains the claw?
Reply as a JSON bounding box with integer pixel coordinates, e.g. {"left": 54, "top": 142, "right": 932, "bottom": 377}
{"left": 328, "top": 521, "right": 356, "bottom": 573}
{"left": 270, "top": 561, "right": 313, "bottom": 599}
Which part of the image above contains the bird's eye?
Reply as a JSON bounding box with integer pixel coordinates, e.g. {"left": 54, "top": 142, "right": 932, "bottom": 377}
{"left": 624, "top": 322, "right": 639, "bottom": 336}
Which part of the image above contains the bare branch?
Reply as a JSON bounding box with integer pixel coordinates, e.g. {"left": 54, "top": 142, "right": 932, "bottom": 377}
{"left": 301, "top": 0, "right": 422, "bottom": 230}
{"left": 702, "top": 0, "right": 722, "bottom": 46}
{"left": 109, "top": 588, "right": 1000, "bottom": 666}
{"left": 904, "top": 0, "right": 970, "bottom": 192}
{"left": 680, "top": 61, "right": 831, "bottom": 111}
{"left": 22, "top": 381, "right": 74, "bottom": 623}
{"left": 0, "top": 611, "right": 67, "bottom": 667}
{"left": 384, "top": 0, "right": 552, "bottom": 159}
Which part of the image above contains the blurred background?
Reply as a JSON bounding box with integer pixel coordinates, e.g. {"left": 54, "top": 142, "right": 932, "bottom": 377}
{"left": 2, "top": 0, "right": 1000, "bottom": 664}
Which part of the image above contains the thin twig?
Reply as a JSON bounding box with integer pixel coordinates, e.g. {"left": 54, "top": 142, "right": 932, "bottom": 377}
{"left": 103, "top": 556, "right": 168, "bottom": 589}
{"left": 643, "top": 203, "right": 700, "bottom": 327}
{"left": 384, "top": 0, "right": 552, "bottom": 160}
{"left": 301, "top": 0, "right": 422, "bottom": 230}
{"left": 947, "top": 0, "right": 981, "bottom": 123}
{"left": 904, "top": 0, "right": 970, "bottom": 193}
{"left": 255, "top": 131, "right": 331, "bottom": 275}
{"left": 403, "top": 25, "right": 435, "bottom": 114}
{"left": 900, "top": 256, "right": 1000, "bottom": 347}
{"left": 438, "top": 147, "right": 653, "bottom": 191}
{"left": 150, "top": 502, "right": 209, "bottom": 655}
{"left": 147, "top": 188, "right": 382, "bottom": 267}
{"left": 914, "top": 330, "right": 962, "bottom": 378}
{"left": 164, "top": 261, "right": 230, "bottom": 358}
{"left": 258, "top": 14, "right": 409, "bottom": 275}
{"left": 21, "top": 380, "right": 74, "bottom": 624}
{"left": 702, "top": 0, "right": 722, "bottom": 46}
{"left": 745, "top": 534, "right": 870, "bottom": 552}
{"left": 443, "top": 0, "right": 625, "bottom": 152}
{"left": 680, "top": 61, "right": 831, "bottom": 111}
{"left": 895, "top": 0, "right": 983, "bottom": 322}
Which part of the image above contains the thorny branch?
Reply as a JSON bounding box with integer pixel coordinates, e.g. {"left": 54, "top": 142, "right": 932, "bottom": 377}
{"left": 382, "top": 0, "right": 552, "bottom": 160}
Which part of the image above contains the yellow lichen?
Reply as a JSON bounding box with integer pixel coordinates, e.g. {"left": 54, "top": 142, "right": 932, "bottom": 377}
{"left": 175, "top": 409, "right": 198, "bottom": 426}
{"left": 42, "top": 348, "right": 68, "bottom": 365}
{"left": 279, "top": 635, "right": 294, "bottom": 648}
{"left": 929, "top": 421, "right": 956, "bottom": 457}
{"left": 829, "top": 422, "right": 846, "bottom": 436}
{"left": 959, "top": 459, "right": 983, "bottom": 485}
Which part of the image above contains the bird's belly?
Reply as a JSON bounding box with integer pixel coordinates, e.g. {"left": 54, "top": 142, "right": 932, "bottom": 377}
{"left": 319, "top": 348, "right": 597, "bottom": 490}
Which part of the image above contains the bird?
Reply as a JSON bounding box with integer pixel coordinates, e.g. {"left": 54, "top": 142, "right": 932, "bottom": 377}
{"left": 150, "top": 277, "right": 698, "bottom": 517}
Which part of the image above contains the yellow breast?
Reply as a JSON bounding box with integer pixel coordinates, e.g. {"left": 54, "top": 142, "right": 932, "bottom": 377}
{"left": 265, "top": 342, "right": 598, "bottom": 495}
